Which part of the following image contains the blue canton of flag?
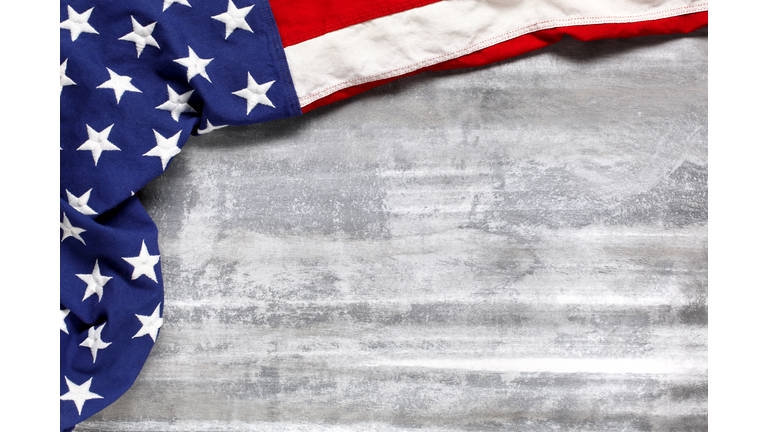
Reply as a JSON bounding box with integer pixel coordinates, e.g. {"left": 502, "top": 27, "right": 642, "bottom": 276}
{"left": 59, "top": 0, "right": 301, "bottom": 430}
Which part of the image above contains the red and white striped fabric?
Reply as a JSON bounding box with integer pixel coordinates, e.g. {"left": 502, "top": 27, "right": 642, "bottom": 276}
{"left": 270, "top": 0, "right": 707, "bottom": 111}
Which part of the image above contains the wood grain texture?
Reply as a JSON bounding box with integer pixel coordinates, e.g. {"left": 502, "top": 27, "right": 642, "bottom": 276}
{"left": 78, "top": 28, "right": 708, "bottom": 432}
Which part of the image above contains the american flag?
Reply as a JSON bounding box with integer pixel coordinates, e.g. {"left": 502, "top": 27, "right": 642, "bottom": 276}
{"left": 59, "top": 0, "right": 707, "bottom": 429}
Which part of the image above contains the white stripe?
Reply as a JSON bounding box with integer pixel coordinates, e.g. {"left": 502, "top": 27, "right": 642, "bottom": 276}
{"left": 284, "top": 0, "right": 708, "bottom": 107}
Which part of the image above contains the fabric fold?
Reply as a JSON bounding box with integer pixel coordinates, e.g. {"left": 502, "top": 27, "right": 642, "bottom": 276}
{"left": 60, "top": 0, "right": 706, "bottom": 429}
{"left": 60, "top": 0, "right": 300, "bottom": 429}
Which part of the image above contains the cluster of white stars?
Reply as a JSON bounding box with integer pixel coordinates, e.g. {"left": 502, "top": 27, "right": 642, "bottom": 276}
{"left": 61, "top": 226, "right": 165, "bottom": 415}
{"left": 60, "top": 2, "right": 277, "bottom": 118}
{"left": 60, "top": 241, "right": 165, "bottom": 414}
{"left": 59, "top": 0, "right": 282, "bottom": 419}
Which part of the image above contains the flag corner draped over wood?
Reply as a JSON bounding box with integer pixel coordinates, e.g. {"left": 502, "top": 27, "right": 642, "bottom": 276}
{"left": 59, "top": 0, "right": 707, "bottom": 429}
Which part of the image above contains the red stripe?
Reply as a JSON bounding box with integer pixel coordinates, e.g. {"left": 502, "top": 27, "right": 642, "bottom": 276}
{"left": 270, "top": 0, "right": 442, "bottom": 47}
{"left": 300, "top": 11, "right": 708, "bottom": 114}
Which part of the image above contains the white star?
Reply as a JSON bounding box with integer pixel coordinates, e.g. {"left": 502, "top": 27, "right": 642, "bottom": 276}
{"left": 61, "top": 212, "right": 86, "bottom": 244}
{"left": 60, "top": 377, "right": 103, "bottom": 415}
{"left": 212, "top": 0, "right": 254, "bottom": 39}
{"left": 197, "top": 120, "right": 227, "bottom": 135}
{"left": 60, "top": 6, "right": 99, "bottom": 42}
{"left": 96, "top": 68, "right": 142, "bottom": 103}
{"left": 77, "top": 260, "right": 113, "bottom": 302}
{"left": 61, "top": 309, "right": 70, "bottom": 334}
{"left": 77, "top": 124, "right": 121, "bottom": 166}
{"left": 156, "top": 85, "right": 196, "bottom": 121}
{"left": 232, "top": 73, "right": 275, "bottom": 114}
{"left": 174, "top": 47, "right": 213, "bottom": 83}
{"left": 60, "top": 59, "right": 76, "bottom": 96}
{"left": 123, "top": 240, "right": 160, "bottom": 282}
{"left": 162, "top": 0, "right": 191, "bottom": 12}
{"left": 133, "top": 303, "right": 163, "bottom": 341}
{"left": 119, "top": 16, "right": 160, "bottom": 58}
{"left": 143, "top": 129, "right": 182, "bottom": 171}
{"left": 80, "top": 323, "right": 112, "bottom": 363}
{"left": 66, "top": 189, "right": 97, "bottom": 216}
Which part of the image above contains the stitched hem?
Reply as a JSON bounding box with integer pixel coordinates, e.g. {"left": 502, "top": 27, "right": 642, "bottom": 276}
{"left": 297, "top": 3, "right": 708, "bottom": 107}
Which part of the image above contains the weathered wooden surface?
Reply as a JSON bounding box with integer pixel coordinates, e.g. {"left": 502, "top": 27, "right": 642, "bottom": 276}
{"left": 78, "top": 28, "right": 708, "bottom": 432}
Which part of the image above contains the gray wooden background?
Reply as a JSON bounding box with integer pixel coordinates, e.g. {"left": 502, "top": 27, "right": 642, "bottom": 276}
{"left": 78, "top": 28, "right": 708, "bottom": 432}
